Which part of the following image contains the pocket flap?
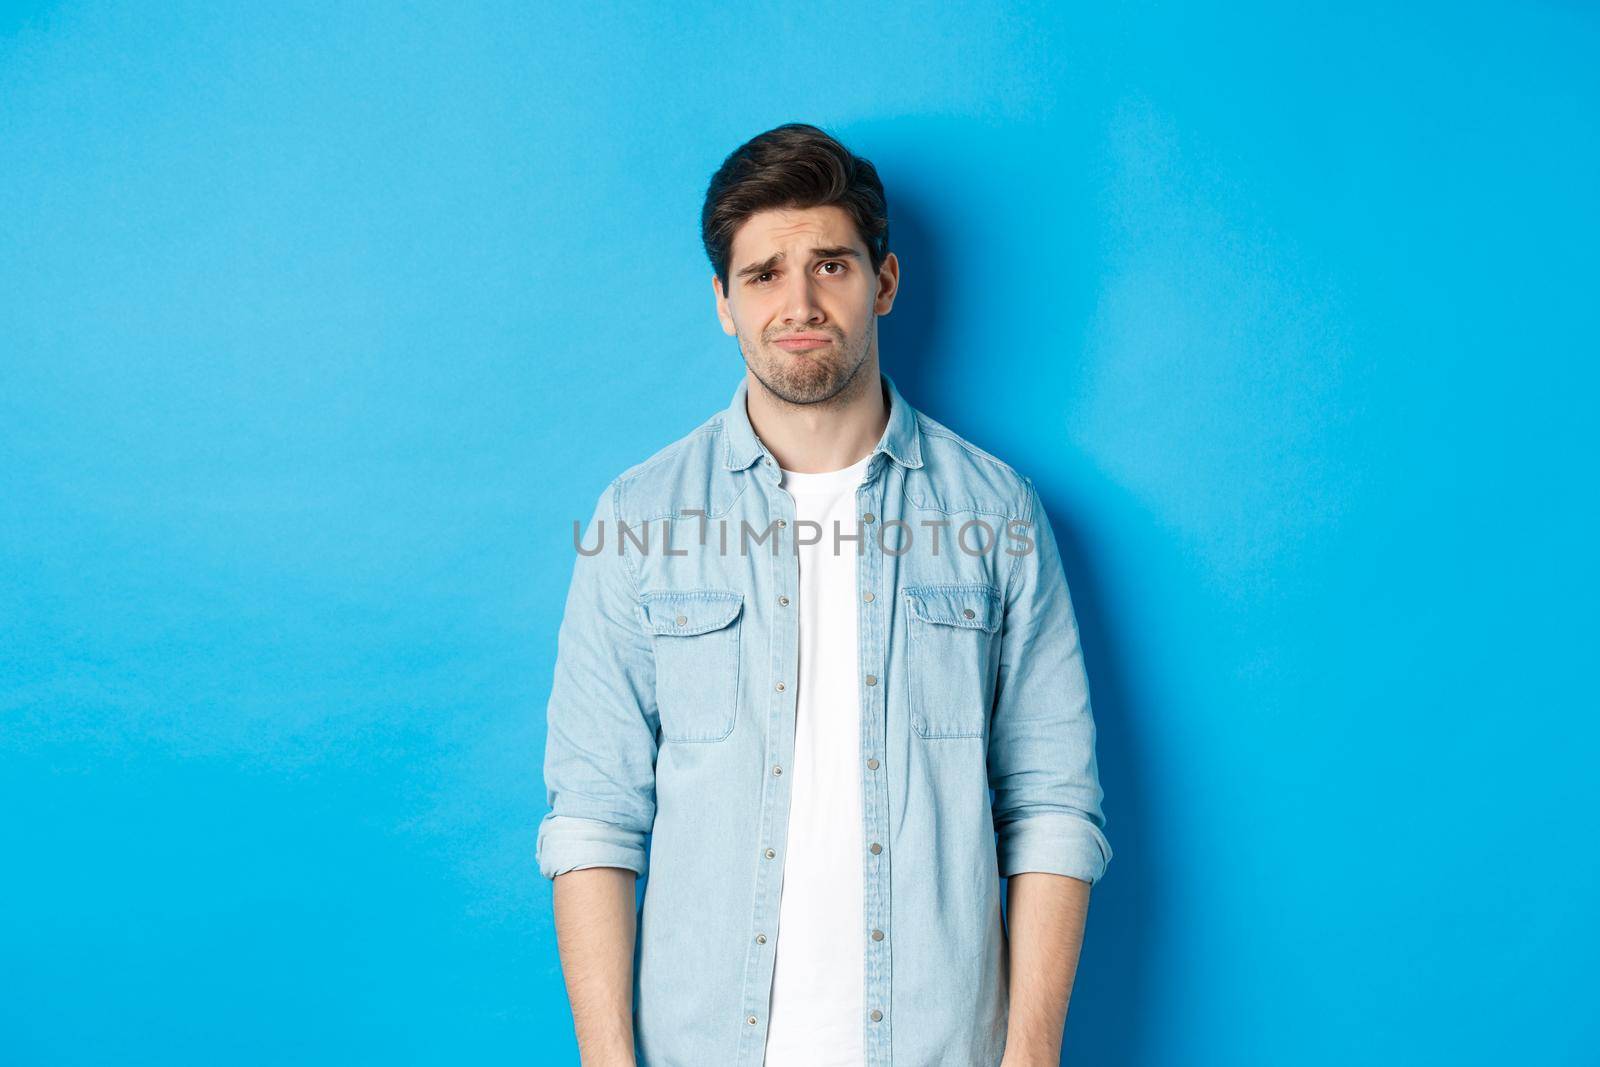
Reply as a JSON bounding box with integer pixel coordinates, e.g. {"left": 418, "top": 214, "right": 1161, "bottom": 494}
{"left": 640, "top": 589, "right": 744, "bottom": 636}
{"left": 904, "top": 583, "right": 1001, "bottom": 632}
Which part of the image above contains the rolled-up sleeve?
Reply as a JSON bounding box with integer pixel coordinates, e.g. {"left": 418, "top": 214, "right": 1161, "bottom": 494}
{"left": 535, "top": 480, "right": 659, "bottom": 880}
{"left": 988, "top": 476, "right": 1112, "bottom": 884}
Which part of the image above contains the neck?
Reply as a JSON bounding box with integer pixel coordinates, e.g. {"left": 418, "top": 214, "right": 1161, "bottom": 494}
{"left": 745, "top": 359, "right": 887, "bottom": 474}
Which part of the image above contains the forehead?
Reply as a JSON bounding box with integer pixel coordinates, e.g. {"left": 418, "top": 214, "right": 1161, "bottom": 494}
{"left": 728, "top": 204, "right": 864, "bottom": 262}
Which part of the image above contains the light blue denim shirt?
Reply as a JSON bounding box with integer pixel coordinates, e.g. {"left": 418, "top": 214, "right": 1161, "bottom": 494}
{"left": 536, "top": 371, "right": 1110, "bottom": 1066}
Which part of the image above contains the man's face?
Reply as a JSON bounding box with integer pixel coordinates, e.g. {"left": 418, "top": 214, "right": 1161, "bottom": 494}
{"left": 714, "top": 204, "right": 898, "bottom": 406}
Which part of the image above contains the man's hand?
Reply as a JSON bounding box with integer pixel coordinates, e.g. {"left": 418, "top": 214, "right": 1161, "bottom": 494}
{"left": 1000, "top": 1054, "right": 1060, "bottom": 1067}
{"left": 1000, "top": 871, "right": 1092, "bottom": 1064}
{"left": 552, "top": 866, "right": 640, "bottom": 1066}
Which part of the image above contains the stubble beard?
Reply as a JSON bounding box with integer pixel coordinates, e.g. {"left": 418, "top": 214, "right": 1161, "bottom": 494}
{"left": 741, "top": 328, "right": 873, "bottom": 409}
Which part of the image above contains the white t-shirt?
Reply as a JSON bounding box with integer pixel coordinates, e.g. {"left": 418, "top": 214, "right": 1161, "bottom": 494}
{"left": 763, "top": 452, "right": 872, "bottom": 1066}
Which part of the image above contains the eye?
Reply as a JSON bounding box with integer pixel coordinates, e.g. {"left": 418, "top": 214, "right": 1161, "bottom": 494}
{"left": 819, "top": 261, "right": 847, "bottom": 276}
{"left": 749, "top": 271, "right": 775, "bottom": 286}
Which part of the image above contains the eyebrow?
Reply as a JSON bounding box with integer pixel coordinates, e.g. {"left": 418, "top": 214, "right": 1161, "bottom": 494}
{"left": 733, "top": 246, "right": 863, "bottom": 280}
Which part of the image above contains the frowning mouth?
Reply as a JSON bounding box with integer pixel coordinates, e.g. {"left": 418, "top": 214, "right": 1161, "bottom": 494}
{"left": 773, "top": 335, "right": 834, "bottom": 351}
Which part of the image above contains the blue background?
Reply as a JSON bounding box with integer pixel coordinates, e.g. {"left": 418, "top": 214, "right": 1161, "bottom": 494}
{"left": 2, "top": 2, "right": 1596, "bottom": 1063}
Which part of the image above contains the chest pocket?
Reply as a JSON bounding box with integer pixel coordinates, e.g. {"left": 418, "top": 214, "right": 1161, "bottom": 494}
{"left": 640, "top": 589, "right": 744, "bottom": 743}
{"left": 904, "top": 582, "right": 1002, "bottom": 739}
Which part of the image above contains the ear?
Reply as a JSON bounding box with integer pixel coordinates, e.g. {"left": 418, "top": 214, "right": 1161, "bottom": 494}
{"left": 873, "top": 252, "right": 900, "bottom": 316}
{"left": 713, "top": 273, "right": 736, "bottom": 335}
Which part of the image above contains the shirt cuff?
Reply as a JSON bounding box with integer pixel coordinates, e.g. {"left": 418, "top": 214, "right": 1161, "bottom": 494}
{"left": 536, "top": 813, "right": 650, "bottom": 880}
{"left": 996, "top": 811, "right": 1112, "bottom": 884}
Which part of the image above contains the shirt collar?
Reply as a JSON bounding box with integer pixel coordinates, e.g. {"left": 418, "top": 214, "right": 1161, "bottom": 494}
{"left": 721, "top": 369, "right": 925, "bottom": 472}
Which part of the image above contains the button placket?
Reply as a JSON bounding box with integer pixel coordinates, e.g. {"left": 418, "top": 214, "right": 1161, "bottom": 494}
{"left": 741, "top": 490, "right": 801, "bottom": 1061}
{"left": 856, "top": 468, "right": 893, "bottom": 1064}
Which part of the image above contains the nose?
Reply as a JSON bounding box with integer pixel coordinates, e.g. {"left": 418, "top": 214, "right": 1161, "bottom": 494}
{"left": 781, "top": 268, "right": 825, "bottom": 326}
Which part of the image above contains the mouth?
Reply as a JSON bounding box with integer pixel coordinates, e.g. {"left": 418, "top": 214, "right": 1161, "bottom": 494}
{"left": 773, "top": 335, "right": 834, "bottom": 351}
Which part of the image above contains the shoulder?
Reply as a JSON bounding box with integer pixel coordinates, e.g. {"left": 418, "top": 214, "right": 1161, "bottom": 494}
{"left": 600, "top": 409, "right": 743, "bottom": 525}
{"left": 909, "top": 410, "right": 1035, "bottom": 521}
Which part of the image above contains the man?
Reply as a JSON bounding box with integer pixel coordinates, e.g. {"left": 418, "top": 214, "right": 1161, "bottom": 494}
{"left": 536, "top": 123, "right": 1111, "bottom": 1067}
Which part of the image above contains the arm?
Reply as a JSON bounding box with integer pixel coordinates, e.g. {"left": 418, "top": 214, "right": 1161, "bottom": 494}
{"left": 989, "top": 477, "right": 1111, "bottom": 1060}
{"left": 1000, "top": 872, "right": 1091, "bottom": 1066}
{"left": 553, "top": 867, "right": 640, "bottom": 1066}
{"left": 535, "top": 481, "right": 660, "bottom": 1065}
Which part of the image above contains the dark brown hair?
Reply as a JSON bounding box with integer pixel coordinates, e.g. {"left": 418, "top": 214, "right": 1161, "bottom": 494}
{"left": 701, "top": 123, "right": 890, "bottom": 297}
